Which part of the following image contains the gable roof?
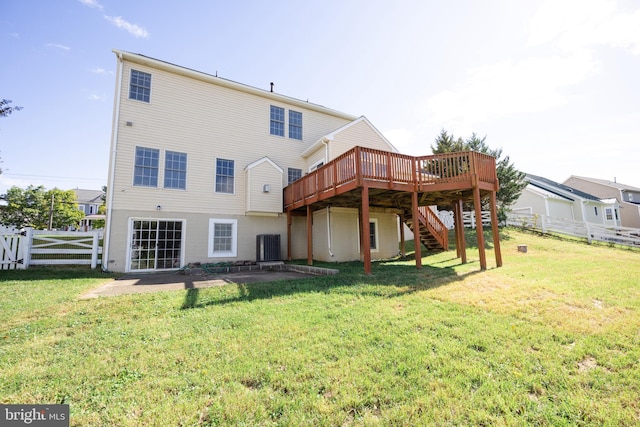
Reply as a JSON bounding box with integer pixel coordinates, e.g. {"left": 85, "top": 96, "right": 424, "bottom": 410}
{"left": 301, "top": 116, "right": 398, "bottom": 158}
{"left": 113, "top": 49, "right": 358, "bottom": 123}
{"left": 526, "top": 174, "right": 600, "bottom": 202}
{"left": 244, "top": 156, "right": 284, "bottom": 173}
{"left": 73, "top": 189, "right": 104, "bottom": 204}
{"left": 566, "top": 175, "right": 640, "bottom": 192}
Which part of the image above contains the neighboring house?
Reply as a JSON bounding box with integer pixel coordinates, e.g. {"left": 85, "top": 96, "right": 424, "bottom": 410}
{"left": 563, "top": 176, "right": 640, "bottom": 229}
{"left": 73, "top": 188, "right": 105, "bottom": 230}
{"left": 104, "top": 50, "right": 500, "bottom": 273}
{"left": 512, "top": 174, "right": 621, "bottom": 227}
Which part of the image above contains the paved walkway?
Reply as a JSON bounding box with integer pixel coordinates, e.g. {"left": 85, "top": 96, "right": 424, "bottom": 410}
{"left": 80, "top": 269, "right": 318, "bottom": 299}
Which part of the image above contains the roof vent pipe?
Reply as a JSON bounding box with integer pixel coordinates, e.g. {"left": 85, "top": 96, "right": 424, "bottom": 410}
{"left": 270, "top": 82, "right": 274, "bottom": 92}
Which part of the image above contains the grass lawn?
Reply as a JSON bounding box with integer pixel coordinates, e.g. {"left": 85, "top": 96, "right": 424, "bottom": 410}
{"left": 1, "top": 228, "right": 639, "bottom": 426}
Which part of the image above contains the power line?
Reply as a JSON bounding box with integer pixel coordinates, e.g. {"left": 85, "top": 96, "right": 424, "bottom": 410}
{"left": 2, "top": 173, "right": 106, "bottom": 183}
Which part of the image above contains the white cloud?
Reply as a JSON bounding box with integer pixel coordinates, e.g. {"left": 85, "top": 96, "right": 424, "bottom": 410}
{"left": 90, "top": 67, "right": 112, "bottom": 75}
{"left": 422, "top": 51, "right": 599, "bottom": 130}
{"left": 78, "top": 0, "right": 103, "bottom": 11}
{"left": 88, "top": 93, "right": 104, "bottom": 101}
{"left": 45, "top": 43, "right": 71, "bottom": 51}
{"left": 104, "top": 15, "right": 149, "bottom": 38}
{"left": 528, "top": 0, "right": 640, "bottom": 55}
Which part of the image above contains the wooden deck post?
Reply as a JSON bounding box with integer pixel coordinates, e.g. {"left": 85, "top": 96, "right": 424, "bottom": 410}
{"left": 361, "top": 185, "right": 372, "bottom": 274}
{"left": 490, "top": 191, "right": 503, "bottom": 267}
{"left": 412, "top": 190, "right": 422, "bottom": 270}
{"left": 306, "top": 205, "right": 313, "bottom": 266}
{"left": 454, "top": 199, "right": 467, "bottom": 264}
{"left": 473, "top": 187, "right": 487, "bottom": 270}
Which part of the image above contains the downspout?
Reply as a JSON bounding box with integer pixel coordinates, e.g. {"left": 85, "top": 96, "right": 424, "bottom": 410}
{"left": 102, "top": 51, "right": 124, "bottom": 272}
{"left": 323, "top": 138, "right": 334, "bottom": 257}
{"left": 327, "top": 207, "right": 334, "bottom": 258}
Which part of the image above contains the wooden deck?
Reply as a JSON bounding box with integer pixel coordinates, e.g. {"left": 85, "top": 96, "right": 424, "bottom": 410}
{"left": 283, "top": 146, "right": 502, "bottom": 273}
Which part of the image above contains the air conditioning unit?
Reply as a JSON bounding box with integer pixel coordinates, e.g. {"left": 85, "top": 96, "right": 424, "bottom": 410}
{"left": 256, "top": 234, "right": 280, "bottom": 262}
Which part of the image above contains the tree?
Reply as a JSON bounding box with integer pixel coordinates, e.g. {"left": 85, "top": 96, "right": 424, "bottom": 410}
{"left": 0, "top": 99, "right": 23, "bottom": 117}
{"left": 432, "top": 130, "right": 527, "bottom": 223}
{"left": 91, "top": 185, "right": 108, "bottom": 229}
{"left": 0, "top": 185, "right": 85, "bottom": 230}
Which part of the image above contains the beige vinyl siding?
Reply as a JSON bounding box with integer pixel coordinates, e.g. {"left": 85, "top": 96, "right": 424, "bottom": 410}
{"left": 330, "top": 119, "right": 395, "bottom": 159}
{"left": 306, "top": 146, "right": 327, "bottom": 171}
{"left": 106, "top": 210, "right": 288, "bottom": 271}
{"left": 311, "top": 207, "right": 399, "bottom": 263}
{"left": 112, "top": 62, "right": 351, "bottom": 215}
{"left": 245, "top": 160, "right": 283, "bottom": 214}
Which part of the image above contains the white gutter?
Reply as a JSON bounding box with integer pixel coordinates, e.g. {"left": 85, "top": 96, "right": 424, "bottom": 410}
{"left": 327, "top": 207, "right": 334, "bottom": 258}
{"left": 102, "top": 51, "right": 124, "bottom": 271}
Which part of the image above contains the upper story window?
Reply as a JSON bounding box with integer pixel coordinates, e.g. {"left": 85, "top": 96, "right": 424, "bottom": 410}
{"left": 129, "top": 70, "right": 151, "bottom": 103}
{"left": 288, "top": 168, "right": 302, "bottom": 185}
{"left": 134, "top": 146, "right": 159, "bottom": 187}
{"left": 164, "top": 151, "right": 187, "bottom": 190}
{"left": 270, "top": 106, "right": 285, "bottom": 136}
{"left": 215, "top": 158, "right": 235, "bottom": 194}
{"left": 289, "top": 110, "right": 302, "bottom": 140}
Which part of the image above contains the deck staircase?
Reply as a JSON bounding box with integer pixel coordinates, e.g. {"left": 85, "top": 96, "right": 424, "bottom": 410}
{"left": 404, "top": 207, "right": 449, "bottom": 251}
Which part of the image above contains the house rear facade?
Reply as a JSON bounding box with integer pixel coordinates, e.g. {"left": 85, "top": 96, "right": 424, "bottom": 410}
{"left": 103, "top": 50, "right": 400, "bottom": 272}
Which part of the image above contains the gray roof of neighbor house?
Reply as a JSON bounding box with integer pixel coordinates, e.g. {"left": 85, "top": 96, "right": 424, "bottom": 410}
{"left": 73, "top": 189, "right": 104, "bottom": 204}
{"left": 566, "top": 175, "right": 640, "bottom": 193}
{"left": 526, "top": 174, "right": 601, "bottom": 201}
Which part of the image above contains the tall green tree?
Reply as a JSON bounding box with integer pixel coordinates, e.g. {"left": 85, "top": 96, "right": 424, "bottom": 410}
{"left": 0, "top": 185, "right": 85, "bottom": 230}
{"left": 432, "top": 130, "right": 527, "bottom": 223}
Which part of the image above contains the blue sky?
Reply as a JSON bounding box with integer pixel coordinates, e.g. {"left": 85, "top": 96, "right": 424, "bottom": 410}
{"left": 1, "top": 0, "right": 639, "bottom": 196}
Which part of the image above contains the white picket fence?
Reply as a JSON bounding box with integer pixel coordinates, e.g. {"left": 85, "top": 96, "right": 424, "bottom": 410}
{"left": 0, "top": 228, "right": 103, "bottom": 270}
{"left": 506, "top": 212, "right": 640, "bottom": 247}
{"left": 436, "top": 210, "right": 492, "bottom": 230}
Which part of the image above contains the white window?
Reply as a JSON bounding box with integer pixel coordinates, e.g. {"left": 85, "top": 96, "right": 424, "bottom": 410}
{"left": 309, "top": 160, "right": 324, "bottom": 172}
{"left": 605, "top": 208, "right": 613, "bottom": 221}
{"left": 369, "top": 219, "right": 379, "bottom": 252}
{"left": 129, "top": 70, "right": 151, "bottom": 102}
{"left": 208, "top": 218, "right": 237, "bottom": 257}
{"left": 288, "top": 168, "right": 302, "bottom": 185}
{"left": 289, "top": 110, "right": 302, "bottom": 140}
{"left": 215, "top": 158, "right": 234, "bottom": 194}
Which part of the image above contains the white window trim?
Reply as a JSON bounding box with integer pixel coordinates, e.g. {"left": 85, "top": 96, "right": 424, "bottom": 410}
{"left": 215, "top": 157, "right": 235, "bottom": 195}
{"left": 208, "top": 218, "right": 238, "bottom": 258}
{"left": 309, "top": 159, "right": 325, "bottom": 172}
{"left": 369, "top": 218, "right": 379, "bottom": 253}
{"left": 129, "top": 69, "right": 152, "bottom": 103}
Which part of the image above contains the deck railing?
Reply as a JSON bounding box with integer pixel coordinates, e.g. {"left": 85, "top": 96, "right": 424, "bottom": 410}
{"left": 284, "top": 146, "right": 497, "bottom": 209}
